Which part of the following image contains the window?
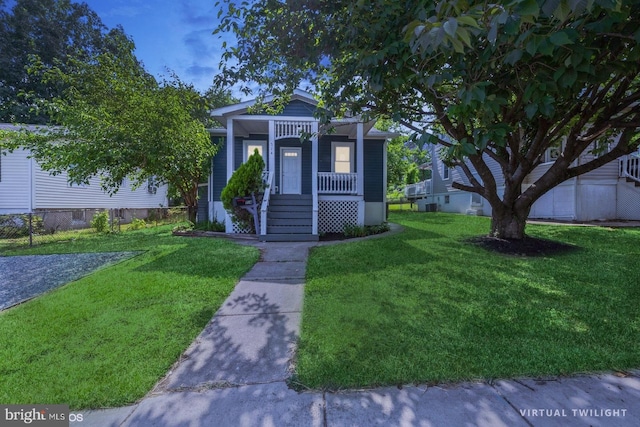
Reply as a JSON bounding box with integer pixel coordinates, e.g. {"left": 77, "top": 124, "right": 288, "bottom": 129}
{"left": 443, "top": 163, "right": 450, "bottom": 180}
{"left": 332, "top": 141, "right": 354, "bottom": 173}
{"left": 72, "top": 210, "right": 86, "bottom": 222}
{"left": 471, "top": 193, "right": 483, "bottom": 206}
{"left": 243, "top": 140, "right": 267, "bottom": 162}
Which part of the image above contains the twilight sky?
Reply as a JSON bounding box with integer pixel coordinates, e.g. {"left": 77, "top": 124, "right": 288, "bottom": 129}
{"left": 82, "top": 0, "right": 235, "bottom": 95}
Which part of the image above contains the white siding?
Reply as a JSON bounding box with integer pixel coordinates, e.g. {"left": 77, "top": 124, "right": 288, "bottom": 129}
{"left": 576, "top": 183, "right": 617, "bottom": 221}
{"left": 0, "top": 149, "right": 32, "bottom": 213}
{"left": 1, "top": 147, "right": 167, "bottom": 212}
{"left": 528, "top": 181, "right": 576, "bottom": 220}
{"left": 33, "top": 164, "right": 168, "bottom": 209}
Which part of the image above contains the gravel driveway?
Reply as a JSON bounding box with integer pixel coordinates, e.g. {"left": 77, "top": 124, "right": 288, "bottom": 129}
{"left": 0, "top": 251, "right": 140, "bottom": 311}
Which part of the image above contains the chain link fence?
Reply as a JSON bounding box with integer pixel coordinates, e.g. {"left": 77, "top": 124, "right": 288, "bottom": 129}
{"left": 0, "top": 207, "right": 188, "bottom": 250}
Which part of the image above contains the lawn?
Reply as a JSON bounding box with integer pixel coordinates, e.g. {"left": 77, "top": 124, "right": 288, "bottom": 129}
{"left": 296, "top": 212, "right": 640, "bottom": 390}
{"left": 0, "top": 226, "right": 259, "bottom": 409}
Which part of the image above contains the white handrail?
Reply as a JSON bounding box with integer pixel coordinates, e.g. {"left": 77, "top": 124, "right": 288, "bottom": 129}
{"left": 620, "top": 153, "right": 640, "bottom": 184}
{"left": 404, "top": 179, "right": 432, "bottom": 199}
{"left": 318, "top": 172, "right": 357, "bottom": 194}
{"left": 260, "top": 170, "right": 274, "bottom": 236}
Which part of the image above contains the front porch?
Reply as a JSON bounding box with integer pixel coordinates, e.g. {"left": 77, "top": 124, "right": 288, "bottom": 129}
{"left": 219, "top": 115, "right": 367, "bottom": 240}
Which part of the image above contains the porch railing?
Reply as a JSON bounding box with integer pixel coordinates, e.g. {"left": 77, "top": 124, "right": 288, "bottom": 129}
{"left": 260, "top": 170, "right": 274, "bottom": 236}
{"left": 620, "top": 153, "right": 640, "bottom": 184}
{"left": 404, "top": 179, "right": 433, "bottom": 199}
{"left": 318, "top": 172, "right": 358, "bottom": 194}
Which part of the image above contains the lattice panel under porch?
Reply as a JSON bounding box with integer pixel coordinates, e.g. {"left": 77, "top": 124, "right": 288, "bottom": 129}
{"left": 319, "top": 200, "right": 359, "bottom": 233}
{"left": 616, "top": 181, "right": 640, "bottom": 220}
{"left": 231, "top": 221, "right": 253, "bottom": 234}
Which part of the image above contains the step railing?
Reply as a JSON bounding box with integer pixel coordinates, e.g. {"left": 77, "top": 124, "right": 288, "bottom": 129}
{"left": 620, "top": 153, "right": 640, "bottom": 184}
{"left": 404, "top": 179, "right": 433, "bottom": 199}
{"left": 318, "top": 172, "right": 357, "bottom": 194}
{"left": 260, "top": 170, "right": 274, "bottom": 236}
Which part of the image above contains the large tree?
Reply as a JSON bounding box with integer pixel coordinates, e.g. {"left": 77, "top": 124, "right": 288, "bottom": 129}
{"left": 0, "top": 0, "right": 125, "bottom": 124}
{"left": 4, "top": 35, "right": 220, "bottom": 223}
{"left": 216, "top": 0, "right": 640, "bottom": 239}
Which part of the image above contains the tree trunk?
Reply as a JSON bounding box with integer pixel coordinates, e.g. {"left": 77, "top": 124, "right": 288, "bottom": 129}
{"left": 186, "top": 204, "right": 197, "bottom": 224}
{"left": 490, "top": 207, "right": 530, "bottom": 240}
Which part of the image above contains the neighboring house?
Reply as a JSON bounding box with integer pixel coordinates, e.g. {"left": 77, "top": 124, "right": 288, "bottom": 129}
{"left": 206, "top": 90, "right": 395, "bottom": 241}
{"left": 406, "top": 142, "right": 640, "bottom": 221}
{"left": 0, "top": 124, "right": 168, "bottom": 227}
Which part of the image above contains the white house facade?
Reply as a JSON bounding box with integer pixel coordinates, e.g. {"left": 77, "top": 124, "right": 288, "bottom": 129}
{"left": 406, "top": 144, "right": 640, "bottom": 221}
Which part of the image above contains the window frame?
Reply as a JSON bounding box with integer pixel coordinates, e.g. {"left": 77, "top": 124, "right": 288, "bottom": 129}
{"left": 331, "top": 141, "right": 355, "bottom": 173}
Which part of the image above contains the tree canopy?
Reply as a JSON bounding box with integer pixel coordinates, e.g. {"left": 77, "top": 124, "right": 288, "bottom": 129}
{"left": 0, "top": 0, "right": 127, "bottom": 123}
{"left": 216, "top": 0, "right": 640, "bottom": 239}
{"left": 2, "top": 34, "right": 228, "bottom": 223}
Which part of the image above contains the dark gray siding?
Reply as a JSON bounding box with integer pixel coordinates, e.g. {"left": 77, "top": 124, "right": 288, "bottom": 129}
{"left": 197, "top": 185, "right": 208, "bottom": 222}
{"left": 274, "top": 139, "right": 312, "bottom": 195}
{"left": 281, "top": 99, "right": 317, "bottom": 117}
{"left": 234, "top": 134, "right": 269, "bottom": 170}
{"left": 211, "top": 136, "right": 227, "bottom": 202}
{"left": 364, "top": 140, "right": 384, "bottom": 202}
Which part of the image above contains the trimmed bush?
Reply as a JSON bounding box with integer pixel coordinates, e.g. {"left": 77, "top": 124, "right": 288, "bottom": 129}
{"left": 221, "top": 150, "right": 265, "bottom": 232}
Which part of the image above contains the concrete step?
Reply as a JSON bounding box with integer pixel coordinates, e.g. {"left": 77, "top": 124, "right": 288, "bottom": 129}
{"left": 260, "top": 233, "right": 319, "bottom": 242}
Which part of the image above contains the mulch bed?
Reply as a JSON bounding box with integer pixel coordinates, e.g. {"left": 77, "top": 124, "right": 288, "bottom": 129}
{"left": 467, "top": 236, "right": 579, "bottom": 257}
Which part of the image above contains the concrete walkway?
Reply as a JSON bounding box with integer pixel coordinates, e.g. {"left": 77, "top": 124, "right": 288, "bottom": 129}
{"left": 79, "top": 238, "right": 640, "bottom": 427}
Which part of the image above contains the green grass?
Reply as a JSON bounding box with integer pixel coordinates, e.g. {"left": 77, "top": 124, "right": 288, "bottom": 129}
{"left": 0, "top": 226, "right": 259, "bottom": 409}
{"left": 297, "top": 212, "right": 640, "bottom": 390}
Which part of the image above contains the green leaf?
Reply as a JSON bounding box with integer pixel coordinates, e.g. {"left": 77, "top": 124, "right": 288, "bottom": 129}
{"left": 457, "top": 16, "right": 481, "bottom": 29}
{"left": 550, "top": 31, "right": 573, "bottom": 46}
{"left": 517, "top": 0, "right": 540, "bottom": 17}
{"left": 443, "top": 18, "right": 458, "bottom": 37}
{"left": 525, "top": 103, "right": 538, "bottom": 119}
{"left": 504, "top": 49, "right": 523, "bottom": 65}
{"left": 457, "top": 27, "right": 472, "bottom": 48}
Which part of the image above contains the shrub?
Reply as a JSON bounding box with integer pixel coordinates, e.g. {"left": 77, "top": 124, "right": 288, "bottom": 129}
{"left": 129, "top": 217, "right": 147, "bottom": 231}
{"left": 221, "top": 150, "right": 265, "bottom": 233}
{"left": 91, "top": 211, "right": 110, "bottom": 233}
{"left": 194, "top": 219, "right": 225, "bottom": 232}
{"left": 343, "top": 222, "right": 390, "bottom": 239}
{"left": 343, "top": 223, "right": 367, "bottom": 238}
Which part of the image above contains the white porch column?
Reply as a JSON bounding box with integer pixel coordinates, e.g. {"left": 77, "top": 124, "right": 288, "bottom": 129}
{"left": 357, "top": 122, "right": 364, "bottom": 196}
{"left": 312, "top": 121, "right": 319, "bottom": 235}
{"left": 268, "top": 120, "right": 276, "bottom": 185}
{"left": 225, "top": 118, "right": 234, "bottom": 232}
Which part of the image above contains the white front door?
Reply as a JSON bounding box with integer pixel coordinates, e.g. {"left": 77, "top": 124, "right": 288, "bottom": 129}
{"left": 281, "top": 147, "right": 302, "bottom": 194}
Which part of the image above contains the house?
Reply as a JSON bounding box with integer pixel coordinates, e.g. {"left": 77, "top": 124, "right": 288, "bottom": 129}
{"left": 0, "top": 124, "right": 168, "bottom": 228}
{"left": 405, "top": 143, "right": 640, "bottom": 221}
{"left": 204, "top": 90, "right": 395, "bottom": 241}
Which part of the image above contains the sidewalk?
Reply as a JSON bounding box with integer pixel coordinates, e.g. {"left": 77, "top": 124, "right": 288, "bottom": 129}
{"left": 80, "top": 238, "right": 640, "bottom": 427}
